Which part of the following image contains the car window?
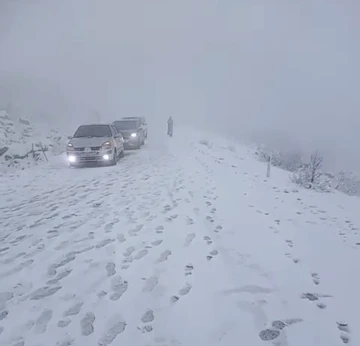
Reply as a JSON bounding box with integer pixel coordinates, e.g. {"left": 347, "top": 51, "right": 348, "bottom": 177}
{"left": 73, "top": 125, "right": 112, "bottom": 138}
{"left": 111, "top": 125, "right": 118, "bottom": 135}
{"left": 113, "top": 121, "right": 137, "bottom": 130}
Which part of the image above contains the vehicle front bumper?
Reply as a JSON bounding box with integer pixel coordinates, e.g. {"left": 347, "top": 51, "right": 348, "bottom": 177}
{"left": 123, "top": 137, "right": 139, "bottom": 149}
{"left": 67, "top": 149, "right": 113, "bottom": 165}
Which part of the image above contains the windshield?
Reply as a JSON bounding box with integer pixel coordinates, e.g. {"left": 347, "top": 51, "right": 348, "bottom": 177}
{"left": 113, "top": 121, "right": 137, "bottom": 131}
{"left": 73, "top": 125, "right": 111, "bottom": 138}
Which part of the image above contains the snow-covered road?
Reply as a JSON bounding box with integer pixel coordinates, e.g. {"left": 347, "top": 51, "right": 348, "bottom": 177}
{"left": 1, "top": 130, "right": 360, "bottom": 346}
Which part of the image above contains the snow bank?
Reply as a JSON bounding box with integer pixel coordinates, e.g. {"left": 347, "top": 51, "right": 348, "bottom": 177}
{"left": 0, "top": 110, "right": 67, "bottom": 172}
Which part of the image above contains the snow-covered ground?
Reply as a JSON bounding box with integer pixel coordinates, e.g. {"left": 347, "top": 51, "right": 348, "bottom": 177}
{"left": 0, "top": 128, "right": 359, "bottom": 346}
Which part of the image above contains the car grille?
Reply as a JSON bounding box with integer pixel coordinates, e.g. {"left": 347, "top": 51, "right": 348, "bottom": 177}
{"left": 76, "top": 156, "right": 103, "bottom": 162}
{"left": 74, "top": 147, "right": 101, "bottom": 151}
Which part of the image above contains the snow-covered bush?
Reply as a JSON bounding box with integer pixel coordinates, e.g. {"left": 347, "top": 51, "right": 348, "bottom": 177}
{"left": 255, "top": 147, "right": 303, "bottom": 172}
{"left": 0, "top": 109, "right": 67, "bottom": 171}
{"left": 333, "top": 171, "right": 360, "bottom": 196}
{"left": 290, "top": 151, "right": 332, "bottom": 192}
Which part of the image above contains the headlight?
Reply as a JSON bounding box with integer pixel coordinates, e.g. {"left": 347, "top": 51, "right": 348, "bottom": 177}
{"left": 101, "top": 141, "right": 112, "bottom": 150}
{"left": 131, "top": 133, "right": 137, "bottom": 138}
{"left": 103, "top": 154, "right": 110, "bottom": 160}
{"left": 68, "top": 155, "right": 76, "bottom": 163}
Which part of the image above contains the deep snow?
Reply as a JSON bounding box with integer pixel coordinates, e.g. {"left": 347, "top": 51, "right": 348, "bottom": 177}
{"left": 0, "top": 129, "right": 359, "bottom": 346}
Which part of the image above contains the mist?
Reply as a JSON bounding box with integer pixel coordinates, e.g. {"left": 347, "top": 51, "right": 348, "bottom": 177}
{"left": 1, "top": 0, "right": 360, "bottom": 171}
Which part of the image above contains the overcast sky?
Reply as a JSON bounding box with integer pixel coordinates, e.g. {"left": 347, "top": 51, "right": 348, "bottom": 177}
{"left": 1, "top": 0, "right": 359, "bottom": 170}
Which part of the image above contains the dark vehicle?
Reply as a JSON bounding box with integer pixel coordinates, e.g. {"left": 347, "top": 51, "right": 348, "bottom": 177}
{"left": 113, "top": 119, "right": 145, "bottom": 149}
{"left": 66, "top": 124, "right": 124, "bottom": 167}
{"left": 122, "top": 117, "right": 147, "bottom": 138}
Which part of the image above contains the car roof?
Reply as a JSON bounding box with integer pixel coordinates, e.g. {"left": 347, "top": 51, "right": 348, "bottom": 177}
{"left": 113, "top": 119, "right": 137, "bottom": 123}
{"left": 79, "top": 123, "right": 111, "bottom": 127}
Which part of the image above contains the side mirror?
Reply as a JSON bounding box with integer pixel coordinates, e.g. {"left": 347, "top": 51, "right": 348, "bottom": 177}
{"left": 67, "top": 136, "right": 73, "bottom": 139}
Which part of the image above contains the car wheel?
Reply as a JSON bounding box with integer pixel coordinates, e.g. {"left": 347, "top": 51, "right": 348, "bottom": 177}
{"left": 119, "top": 149, "right": 125, "bottom": 158}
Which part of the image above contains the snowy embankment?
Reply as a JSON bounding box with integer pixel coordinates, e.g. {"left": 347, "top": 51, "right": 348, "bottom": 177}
{"left": 0, "top": 110, "right": 66, "bottom": 173}
{"left": 0, "top": 128, "right": 359, "bottom": 346}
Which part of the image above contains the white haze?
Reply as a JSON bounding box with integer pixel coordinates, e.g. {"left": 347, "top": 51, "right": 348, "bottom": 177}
{"left": 1, "top": 0, "right": 359, "bottom": 171}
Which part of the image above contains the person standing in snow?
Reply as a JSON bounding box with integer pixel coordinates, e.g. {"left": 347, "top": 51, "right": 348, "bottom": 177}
{"left": 167, "top": 116, "right": 173, "bottom": 137}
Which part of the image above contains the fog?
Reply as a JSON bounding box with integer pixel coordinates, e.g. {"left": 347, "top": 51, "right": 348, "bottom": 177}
{"left": 1, "top": 0, "right": 360, "bottom": 171}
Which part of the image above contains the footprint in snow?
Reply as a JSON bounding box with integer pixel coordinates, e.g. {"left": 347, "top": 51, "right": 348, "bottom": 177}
{"left": 30, "top": 286, "right": 62, "bottom": 300}
{"left": 123, "top": 246, "right": 135, "bottom": 257}
{"left": 106, "top": 262, "right": 116, "bottom": 277}
{"left": 138, "top": 309, "right": 155, "bottom": 333}
{"left": 184, "top": 233, "right": 195, "bottom": 247}
{"left": 156, "top": 250, "right": 171, "bottom": 263}
{"left": 163, "top": 205, "right": 172, "bottom": 213}
{"left": 259, "top": 329, "right": 280, "bottom": 341}
{"left": 311, "top": 273, "right": 320, "bottom": 285}
{"left": 301, "top": 292, "right": 332, "bottom": 302}
{"left": 152, "top": 240, "right": 163, "bottom": 247}
{"left": 0, "top": 310, "right": 8, "bottom": 321}
{"left": 110, "top": 276, "right": 128, "bottom": 301}
{"left": 214, "top": 225, "right": 222, "bottom": 233}
{"left": 142, "top": 276, "right": 158, "bottom": 292}
{"left": 179, "top": 283, "right": 192, "bottom": 296}
{"left": 46, "top": 269, "right": 72, "bottom": 285}
{"left": 34, "top": 309, "right": 52, "bottom": 334}
{"left": 129, "top": 224, "right": 144, "bottom": 236}
{"left": 81, "top": 312, "right": 96, "bottom": 336}
{"left": 141, "top": 309, "right": 155, "bottom": 323}
{"left": 96, "top": 239, "right": 116, "bottom": 249}
{"left": 12, "top": 339, "right": 25, "bottom": 346}
{"left": 207, "top": 249, "right": 218, "bottom": 261}
{"left": 337, "top": 321, "right": 351, "bottom": 344}
{"left": 57, "top": 319, "right": 71, "bottom": 328}
{"left": 105, "top": 223, "right": 115, "bottom": 233}
{"left": 63, "top": 302, "right": 83, "bottom": 317}
{"left": 285, "top": 240, "right": 293, "bottom": 248}
{"left": 156, "top": 225, "right": 164, "bottom": 234}
{"left": 204, "top": 236, "right": 212, "bottom": 245}
{"left": 186, "top": 217, "right": 194, "bottom": 225}
{"left": 134, "top": 249, "right": 148, "bottom": 260}
{"left": 98, "top": 316, "right": 126, "bottom": 346}
{"left": 123, "top": 256, "right": 133, "bottom": 264}
{"left": 170, "top": 295, "right": 179, "bottom": 304}
{"left": 206, "top": 216, "right": 214, "bottom": 223}
{"left": 185, "top": 264, "right": 194, "bottom": 276}
{"left": 117, "top": 234, "right": 126, "bottom": 243}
